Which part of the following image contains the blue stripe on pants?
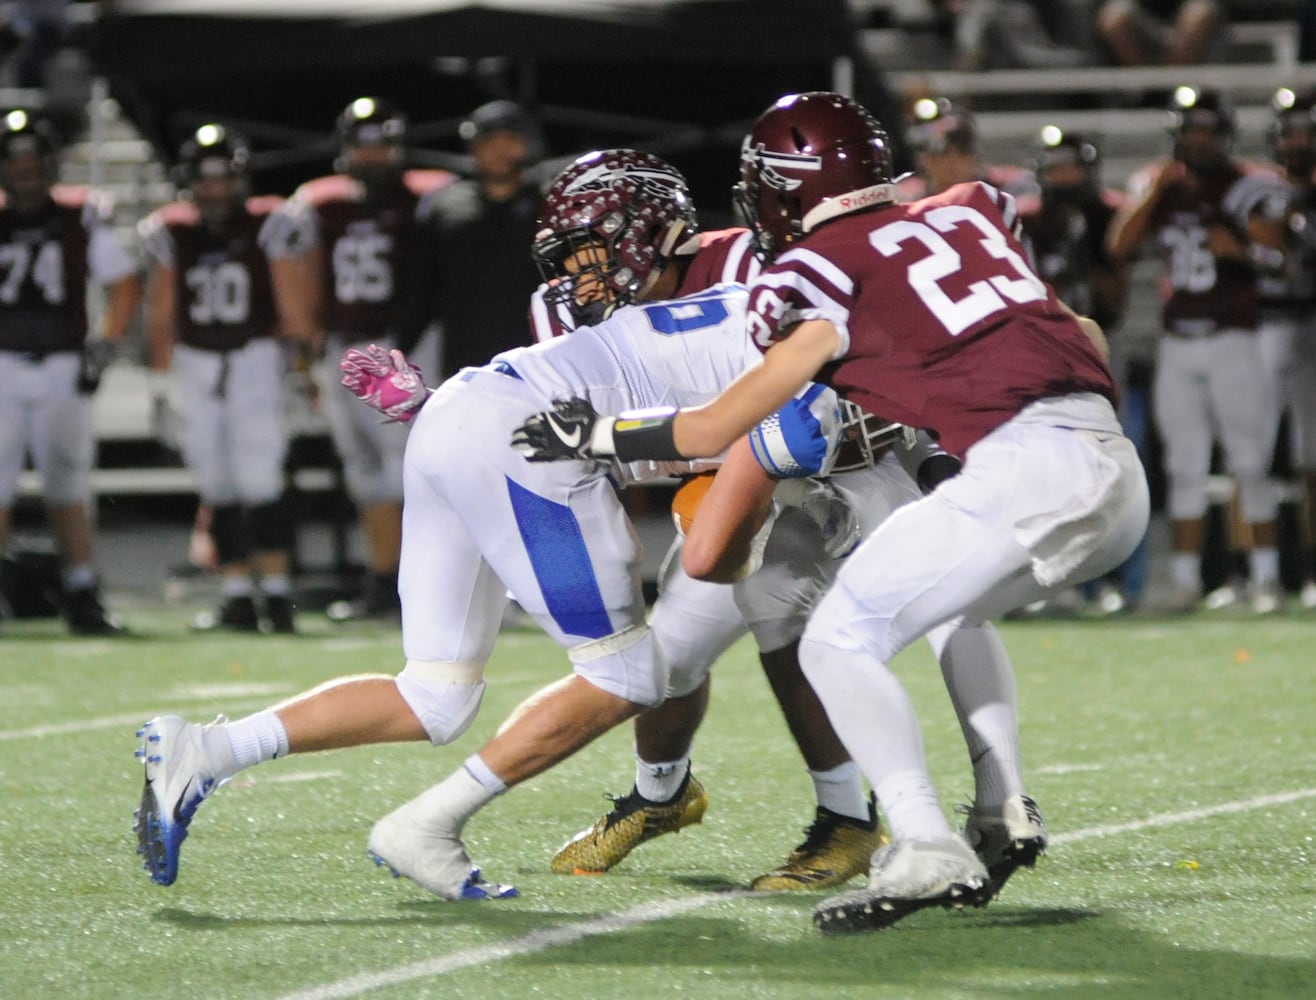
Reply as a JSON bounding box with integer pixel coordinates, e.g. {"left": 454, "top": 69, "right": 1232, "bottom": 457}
{"left": 506, "top": 477, "right": 613, "bottom": 640}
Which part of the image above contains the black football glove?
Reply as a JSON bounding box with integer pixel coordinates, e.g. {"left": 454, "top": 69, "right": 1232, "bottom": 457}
{"left": 511, "top": 397, "right": 606, "bottom": 462}
{"left": 76, "top": 339, "right": 117, "bottom": 395}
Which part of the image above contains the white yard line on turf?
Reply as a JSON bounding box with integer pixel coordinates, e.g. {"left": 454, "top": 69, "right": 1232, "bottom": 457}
{"left": 1050, "top": 787, "right": 1316, "bottom": 845}
{"left": 280, "top": 787, "right": 1316, "bottom": 1000}
{"left": 278, "top": 892, "right": 753, "bottom": 1000}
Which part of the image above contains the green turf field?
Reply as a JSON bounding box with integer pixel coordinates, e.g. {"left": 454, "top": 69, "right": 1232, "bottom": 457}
{"left": 1, "top": 609, "right": 1313, "bottom": 999}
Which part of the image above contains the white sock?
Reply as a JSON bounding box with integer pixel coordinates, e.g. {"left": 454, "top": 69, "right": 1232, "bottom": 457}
{"left": 260, "top": 574, "right": 291, "bottom": 597}
{"left": 807, "top": 761, "right": 869, "bottom": 822}
{"left": 463, "top": 753, "right": 508, "bottom": 795}
{"left": 217, "top": 710, "right": 288, "bottom": 778}
{"left": 1171, "top": 552, "right": 1200, "bottom": 591}
{"left": 934, "top": 624, "right": 1024, "bottom": 811}
{"left": 798, "top": 637, "right": 952, "bottom": 841}
{"left": 400, "top": 760, "right": 501, "bottom": 836}
{"left": 875, "top": 770, "right": 949, "bottom": 842}
{"left": 635, "top": 754, "right": 689, "bottom": 803}
{"left": 221, "top": 575, "right": 254, "bottom": 598}
{"left": 62, "top": 564, "right": 96, "bottom": 591}
{"left": 1250, "top": 547, "right": 1280, "bottom": 587}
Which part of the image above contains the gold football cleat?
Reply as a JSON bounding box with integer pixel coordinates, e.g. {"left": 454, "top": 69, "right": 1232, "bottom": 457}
{"left": 551, "top": 772, "right": 708, "bottom": 874}
{"left": 752, "top": 797, "right": 887, "bottom": 892}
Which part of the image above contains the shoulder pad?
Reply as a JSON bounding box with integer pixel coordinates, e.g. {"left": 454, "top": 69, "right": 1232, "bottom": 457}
{"left": 154, "top": 200, "right": 201, "bottom": 227}
{"left": 403, "top": 168, "right": 457, "bottom": 197}
{"left": 292, "top": 174, "right": 360, "bottom": 206}
{"left": 244, "top": 194, "right": 285, "bottom": 218}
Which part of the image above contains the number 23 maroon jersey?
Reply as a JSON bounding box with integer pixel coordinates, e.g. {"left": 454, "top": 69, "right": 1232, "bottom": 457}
{"left": 746, "top": 181, "right": 1116, "bottom": 458}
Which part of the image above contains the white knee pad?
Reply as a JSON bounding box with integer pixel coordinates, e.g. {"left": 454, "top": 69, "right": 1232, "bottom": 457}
{"left": 1167, "top": 472, "right": 1209, "bottom": 521}
{"left": 1236, "top": 474, "right": 1279, "bottom": 525}
{"left": 394, "top": 659, "right": 487, "bottom": 746}
{"left": 569, "top": 624, "right": 669, "bottom": 708}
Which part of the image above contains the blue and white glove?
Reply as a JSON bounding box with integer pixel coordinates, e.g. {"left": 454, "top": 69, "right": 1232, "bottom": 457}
{"left": 748, "top": 382, "right": 843, "bottom": 479}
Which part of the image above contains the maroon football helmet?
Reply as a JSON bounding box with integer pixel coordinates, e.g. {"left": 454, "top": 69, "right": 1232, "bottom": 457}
{"left": 735, "top": 92, "right": 896, "bottom": 261}
{"left": 0, "top": 108, "right": 59, "bottom": 207}
{"left": 533, "top": 148, "right": 698, "bottom": 327}
{"left": 1271, "top": 85, "right": 1316, "bottom": 177}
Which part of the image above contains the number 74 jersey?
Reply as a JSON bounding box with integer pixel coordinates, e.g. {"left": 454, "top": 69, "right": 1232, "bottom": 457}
{"left": 746, "top": 180, "right": 1116, "bottom": 458}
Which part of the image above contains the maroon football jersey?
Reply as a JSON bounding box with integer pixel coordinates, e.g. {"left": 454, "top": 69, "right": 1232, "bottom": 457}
{"left": 1140, "top": 161, "right": 1260, "bottom": 334}
{"left": 0, "top": 186, "right": 95, "bottom": 353}
{"left": 296, "top": 169, "right": 452, "bottom": 340}
{"left": 675, "top": 228, "right": 761, "bottom": 295}
{"left": 146, "top": 196, "right": 283, "bottom": 352}
{"left": 746, "top": 181, "right": 1115, "bottom": 458}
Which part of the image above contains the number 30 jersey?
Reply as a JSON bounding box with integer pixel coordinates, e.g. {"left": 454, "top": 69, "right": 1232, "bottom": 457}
{"left": 139, "top": 196, "right": 293, "bottom": 351}
{"left": 746, "top": 181, "right": 1114, "bottom": 458}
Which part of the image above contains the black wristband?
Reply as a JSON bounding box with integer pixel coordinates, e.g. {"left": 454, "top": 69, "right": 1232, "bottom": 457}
{"left": 611, "top": 414, "right": 684, "bottom": 462}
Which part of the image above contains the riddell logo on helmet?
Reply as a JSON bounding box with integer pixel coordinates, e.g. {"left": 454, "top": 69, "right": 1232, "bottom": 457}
{"left": 838, "top": 188, "right": 887, "bottom": 210}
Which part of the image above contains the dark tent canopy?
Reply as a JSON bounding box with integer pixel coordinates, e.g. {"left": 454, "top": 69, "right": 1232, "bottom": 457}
{"left": 89, "top": 0, "right": 909, "bottom": 216}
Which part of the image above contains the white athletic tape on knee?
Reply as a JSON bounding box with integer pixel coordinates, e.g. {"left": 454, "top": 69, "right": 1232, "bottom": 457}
{"left": 568, "top": 624, "right": 648, "bottom": 662}
{"left": 396, "top": 658, "right": 487, "bottom": 746}
{"left": 568, "top": 625, "right": 668, "bottom": 708}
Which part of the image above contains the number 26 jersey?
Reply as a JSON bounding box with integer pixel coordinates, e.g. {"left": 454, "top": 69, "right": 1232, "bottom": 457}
{"left": 746, "top": 181, "right": 1115, "bottom": 458}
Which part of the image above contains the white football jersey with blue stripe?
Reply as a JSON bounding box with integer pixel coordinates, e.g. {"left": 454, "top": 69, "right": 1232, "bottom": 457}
{"left": 490, "top": 284, "right": 759, "bottom": 482}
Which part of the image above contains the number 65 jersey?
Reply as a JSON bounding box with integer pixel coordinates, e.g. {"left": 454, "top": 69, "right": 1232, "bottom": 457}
{"left": 746, "top": 181, "right": 1115, "bottom": 459}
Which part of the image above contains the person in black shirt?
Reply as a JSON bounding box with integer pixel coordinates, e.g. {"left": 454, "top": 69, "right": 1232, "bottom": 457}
{"left": 402, "top": 101, "right": 545, "bottom": 378}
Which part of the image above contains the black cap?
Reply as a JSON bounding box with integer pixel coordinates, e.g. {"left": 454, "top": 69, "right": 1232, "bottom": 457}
{"left": 459, "top": 100, "right": 534, "bottom": 144}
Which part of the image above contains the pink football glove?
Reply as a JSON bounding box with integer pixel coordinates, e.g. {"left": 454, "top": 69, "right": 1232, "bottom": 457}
{"left": 339, "top": 345, "right": 431, "bottom": 422}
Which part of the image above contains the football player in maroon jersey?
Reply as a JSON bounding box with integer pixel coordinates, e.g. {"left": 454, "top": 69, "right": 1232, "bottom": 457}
{"left": 139, "top": 124, "right": 313, "bottom": 633}
{"left": 0, "top": 109, "right": 141, "bottom": 635}
{"left": 1259, "top": 87, "right": 1316, "bottom": 608}
{"left": 1107, "top": 86, "right": 1283, "bottom": 613}
{"left": 899, "top": 97, "right": 1038, "bottom": 203}
{"left": 515, "top": 92, "right": 1149, "bottom": 933}
{"left": 282, "top": 98, "right": 453, "bottom": 622}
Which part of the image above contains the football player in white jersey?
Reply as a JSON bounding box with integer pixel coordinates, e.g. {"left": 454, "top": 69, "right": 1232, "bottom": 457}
{"left": 131, "top": 151, "right": 859, "bottom": 898}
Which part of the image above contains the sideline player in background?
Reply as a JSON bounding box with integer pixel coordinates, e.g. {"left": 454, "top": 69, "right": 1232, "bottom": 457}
{"left": 139, "top": 124, "right": 314, "bottom": 634}
{"left": 0, "top": 109, "right": 140, "bottom": 635}
{"left": 400, "top": 100, "right": 544, "bottom": 379}
{"left": 1107, "top": 86, "right": 1282, "bottom": 614}
{"left": 899, "top": 97, "right": 1038, "bottom": 202}
{"left": 515, "top": 92, "right": 1148, "bottom": 934}
{"left": 1019, "top": 126, "right": 1147, "bottom": 615}
{"left": 1251, "top": 86, "right": 1316, "bottom": 607}
{"left": 283, "top": 97, "right": 452, "bottom": 621}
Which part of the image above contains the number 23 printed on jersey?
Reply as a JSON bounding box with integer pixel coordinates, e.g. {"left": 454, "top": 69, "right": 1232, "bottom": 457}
{"left": 871, "top": 205, "right": 1046, "bottom": 336}
{"left": 751, "top": 204, "right": 1046, "bottom": 346}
